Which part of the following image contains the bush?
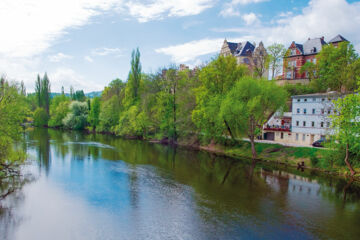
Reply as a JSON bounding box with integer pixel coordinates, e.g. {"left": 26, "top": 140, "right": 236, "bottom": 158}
{"left": 33, "top": 108, "right": 49, "bottom": 127}
{"left": 62, "top": 101, "right": 88, "bottom": 130}
{"left": 310, "top": 156, "right": 319, "bottom": 167}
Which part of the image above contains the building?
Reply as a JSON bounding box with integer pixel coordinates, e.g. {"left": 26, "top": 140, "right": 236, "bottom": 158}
{"left": 263, "top": 91, "right": 343, "bottom": 146}
{"left": 290, "top": 92, "right": 342, "bottom": 145}
{"left": 263, "top": 112, "right": 292, "bottom": 143}
{"left": 277, "top": 34, "right": 348, "bottom": 85}
{"left": 220, "top": 39, "right": 268, "bottom": 78}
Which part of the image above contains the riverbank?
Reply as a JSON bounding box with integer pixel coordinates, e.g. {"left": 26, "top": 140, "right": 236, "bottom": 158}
{"left": 34, "top": 126, "right": 359, "bottom": 180}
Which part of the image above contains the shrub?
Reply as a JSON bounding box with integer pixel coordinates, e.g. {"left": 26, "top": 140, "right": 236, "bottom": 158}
{"left": 310, "top": 155, "right": 319, "bottom": 167}
{"left": 62, "top": 101, "right": 88, "bottom": 130}
{"left": 33, "top": 108, "right": 49, "bottom": 127}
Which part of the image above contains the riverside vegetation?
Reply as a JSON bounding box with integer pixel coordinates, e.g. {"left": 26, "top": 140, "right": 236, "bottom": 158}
{"left": 1, "top": 41, "right": 360, "bottom": 180}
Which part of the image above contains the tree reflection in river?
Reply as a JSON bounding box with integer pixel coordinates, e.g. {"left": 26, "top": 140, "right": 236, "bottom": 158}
{"left": 1, "top": 127, "right": 360, "bottom": 240}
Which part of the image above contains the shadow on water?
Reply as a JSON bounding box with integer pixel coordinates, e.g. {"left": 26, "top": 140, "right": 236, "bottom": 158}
{"left": 1, "top": 127, "right": 360, "bottom": 239}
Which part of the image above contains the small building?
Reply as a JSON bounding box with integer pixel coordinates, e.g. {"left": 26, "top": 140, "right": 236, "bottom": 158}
{"left": 263, "top": 112, "right": 292, "bottom": 143}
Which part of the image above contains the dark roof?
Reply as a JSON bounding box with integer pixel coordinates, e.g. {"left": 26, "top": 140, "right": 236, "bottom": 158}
{"left": 295, "top": 43, "right": 304, "bottom": 54}
{"left": 227, "top": 42, "right": 238, "bottom": 54}
{"left": 291, "top": 91, "right": 344, "bottom": 98}
{"left": 226, "top": 41, "right": 255, "bottom": 57}
{"left": 303, "top": 38, "right": 327, "bottom": 55}
{"left": 328, "top": 34, "right": 348, "bottom": 43}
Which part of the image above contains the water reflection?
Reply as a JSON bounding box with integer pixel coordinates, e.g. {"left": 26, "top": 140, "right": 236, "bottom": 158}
{"left": 0, "top": 127, "right": 360, "bottom": 239}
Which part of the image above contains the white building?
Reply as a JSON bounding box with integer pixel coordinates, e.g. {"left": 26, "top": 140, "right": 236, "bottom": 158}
{"left": 291, "top": 92, "right": 341, "bottom": 145}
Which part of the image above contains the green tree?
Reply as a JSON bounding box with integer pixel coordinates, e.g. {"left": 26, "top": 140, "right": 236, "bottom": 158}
{"left": 128, "top": 48, "right": 141, "bottom": 101}
{"left": 313, "top": 41, "right": 360, "bottom": 92}
{"left": 192, "top": 55, "right": 247, "bottom": 140}
{"left": 0, "top": 79, "right": 27, "bottom": 175}
{"left": 63, "top": 101, "right": 89, "bottom": 130}
{"left": 42, "top": 73, "right": 51, "bottom": 114}
{"left": 88, "top": 97, "right": 101, "bottom": 130}
{"left": 33, "top": 108, "right": 49, "bottom": 127}
{"left": 48, "top": 94, "right": 70, "bottom": 128}
{"left": 220, "top": 77, "right": 287, "bottom": 159}
{"left": 267, "top": 43, "right": 286, "bottom": 79}
{"left": 331, "top": 88, "right": 360, "bottom": 176}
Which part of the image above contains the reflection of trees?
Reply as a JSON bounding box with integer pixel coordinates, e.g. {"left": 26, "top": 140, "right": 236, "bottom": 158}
{"left": 31, "top": 128, "right": 51, "bottom": 175}
{"left": 0, "top": 172, "right": 35, "bottom": 239}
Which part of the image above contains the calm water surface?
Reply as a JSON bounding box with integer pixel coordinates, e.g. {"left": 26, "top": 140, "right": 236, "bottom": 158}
{"left": 1, "top": 128, "right": 360, "bottom": 240}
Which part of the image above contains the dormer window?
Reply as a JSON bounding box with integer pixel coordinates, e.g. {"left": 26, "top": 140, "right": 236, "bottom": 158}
{"left": 291, "top": 49, "right": 296, "bottom": 55}
{"left": 311, "top": 47, "right": 317, "bottom": 53}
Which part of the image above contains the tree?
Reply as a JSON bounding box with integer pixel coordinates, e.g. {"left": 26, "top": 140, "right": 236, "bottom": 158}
{"left": 220, "top": 77, "right": 287, "bottom": 159}
{"left": 0, "top": 79, "right": 27, "bottom": 177}
{"left": 313, "top": 41, "right": 360, "bottom": 92}
{"left": 42, "top": 73, "right": 51, "bottom": 114}
{"left": 253, "top": 42, "right": 269, "bottom": 79}
{"left": 33, "top": 108, "right": 49, "bottom": 127}
{"left": 63, "top": 101, "right": 88, "bottom": 130}
{"left": 35, "top": 74, "right": 42, "bottom": 107}
{"left": 267, "top": 43, "right": 286, "bottom": 79}
{"left": 192, "top": 55, "right": 247, "bottom": 140}
{"left": 88, "top": 97, "right": 101, "bottom": 130}
{"left": 48, "top": 94, "right": 70, "bottom": 128}
{"left": 331, "top": 88, "right": 360, "bottom": 176}
{"left": 128, "top": 48, "right": 141, "bottom": 101}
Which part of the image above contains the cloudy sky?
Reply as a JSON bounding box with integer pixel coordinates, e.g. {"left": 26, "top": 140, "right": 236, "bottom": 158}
{"left": 1, "top": 0, "right": 360, "bottom": 92}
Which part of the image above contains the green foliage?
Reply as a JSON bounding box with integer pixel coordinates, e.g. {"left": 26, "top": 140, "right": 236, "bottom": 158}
{"left": 88, "top": 97, "right": 101, "bottom": 130}
{"left": 220, "top": 77, "right": 287, "bottom": 158}
{"left": 33, "top": 108, "right": 49, "bottom": 127}
{"left": 48, "top": 95, "right": 70, "bottom": 128}
{"left": 63, "top": 101, "right": 88, "bottom": 130}
{"left": 310, "top": 156, "right": 319, "bottom": 167}
{"left": 73, "top": 90, "right": 86, "bottom": 101}
{"left": 0, "top": 79, "right": 27, "bottom": 167}
{"left": 312, "top": 42, "right": 360, "bottom": 92}
{"left": 116, "top": 105, "right": 149, "bottom": 137}
{"left": 283, "top": 83, "right": 315, "bottom": 96}
{"left": 35, "top": 73, "right": 51, "bottom": 114}
{"left": 330, "top": 87, "right": 360, "bottom": 174}
{"left": 192, "top": 55, "right": 247, "bottom": 140}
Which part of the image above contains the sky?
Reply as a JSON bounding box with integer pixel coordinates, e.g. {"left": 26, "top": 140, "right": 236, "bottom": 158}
{"left": 1, "top": 0, "right": 360, "bottom": 93}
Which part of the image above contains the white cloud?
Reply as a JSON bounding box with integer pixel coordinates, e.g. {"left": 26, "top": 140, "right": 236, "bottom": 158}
{"left": 49, "top": 53, "right": 72, "bottom": 62}
{"left": 84, "top": 56, "right": 94, "bottom": 63}
{"left": 155, "top": 37, "right": 251, "bottom": 63}
{"left": 230, "top": 0, "right": 268, "bottom": 4}
{"left": 158, "top": 0, "right": 360, "bottom": 63}
{"left": 242, "top": 13, "right": 259, "bottom": 25}
{"left": 0, "top": 0, "right": 124, "bottom": 58}
{"left": 126, "top": 0, "right": 214, "bottom": 22}
{"left": 220, "top": 0, "right": 266, "bottom": 18}
{"left": 50, "top": 68, "right": 103, "bottom": 93}
{"left": 219, "top": 3, "right": 240, "bottom": 17}
{"left": 91, "top": 47, "right": 123, "bottom": 57}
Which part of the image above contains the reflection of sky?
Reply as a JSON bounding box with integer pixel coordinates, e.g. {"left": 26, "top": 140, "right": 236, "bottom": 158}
{"left": 7, "top": 137, "right": 360, "bottom": 240}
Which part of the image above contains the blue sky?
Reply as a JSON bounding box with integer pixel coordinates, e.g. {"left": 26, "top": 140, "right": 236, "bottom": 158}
{"left": 1, "top": 0, "right": 360, "bottom": 92}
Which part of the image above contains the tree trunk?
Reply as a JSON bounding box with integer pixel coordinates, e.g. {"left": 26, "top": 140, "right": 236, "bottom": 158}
{"left": 250, "top": 135, "right": 257, "bottom": 159}
{"left": 344, "top": 143, "right": 356, "bottom": 176}
{"left": 224, "top": 120, "right": 234, "bottom": 140}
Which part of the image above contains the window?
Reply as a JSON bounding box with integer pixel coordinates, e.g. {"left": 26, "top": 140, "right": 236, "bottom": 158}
{"left": 322, "top": 98, "right": 325, "bottom": 102}
{"left": 328, "top": 109, "right": 331, "bottom": 114}
{"left": 304, "top": 109, "right": 307, "bottom": 114}
{"left": 297, "top": 108, "right": 300, "bottom": 114}
{"left": 321, "top": 109, "right": 324, "bottom": 114}
{"left": 303, "top": 121, "right": 306, "bottom": 127}
{"left": 302, "top": 134, "right": 306, "bottom": 141}
{"left": 312, "top": 108, "right": 316, "bottom": 114}
{"left": 321, "top": 122, "right": 324, "bottom": 128}
{"left": 281, "top": 133, "right": 284, "bottom": 139}
{"left": 291, "top": 49, "right": 296, "bottom": 55}
{"left": 297, "top": 99, "right": 300, "bottom": 102}
{"left": 296, "top": 133, "right": 299, "bottom": 141}
{"left": 304, "top": 98, "right": 307, "bottom": 102}
{"left": 313, "top": 58, "right": 317, "bottom": 64}
{"left": 296, "top": 121, "right": 299, "bottom": 126}
{"left": 286, "top": 71, "right": 292, "bottom": 79}
{"left": 312, "top": 121, "right": 315, "bottom": 127}
{"left": 313, "top": 98, "right": 316, "bottom": 102}
{"left": 326, "top": 122, "right": 330, "bottom": 128}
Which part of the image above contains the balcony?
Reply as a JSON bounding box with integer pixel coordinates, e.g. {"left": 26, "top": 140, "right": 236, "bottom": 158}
{"left": 264, "top": 124, "right": 292, "bottom": 132}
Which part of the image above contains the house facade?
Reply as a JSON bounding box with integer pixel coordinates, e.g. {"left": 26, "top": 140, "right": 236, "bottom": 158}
{"left": 220, "top": 39, "right": 268, "bottom": 78}
{"left": 276, "top": 34, "right": 348, "bottom": 85}
{"left": 263, "top": 92, "right": 343, "bottom": 146}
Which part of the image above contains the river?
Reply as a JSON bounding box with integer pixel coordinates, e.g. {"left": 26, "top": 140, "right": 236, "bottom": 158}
{"left": 1, "top": 128, "right": 360, "bottom": 240}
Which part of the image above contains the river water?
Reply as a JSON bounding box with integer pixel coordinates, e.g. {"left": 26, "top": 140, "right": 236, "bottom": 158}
{"left": 1, "top": 128, "right": 360, "bottom": 240}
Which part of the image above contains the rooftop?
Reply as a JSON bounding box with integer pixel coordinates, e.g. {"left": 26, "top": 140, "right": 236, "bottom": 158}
{"left": 328, "top": 34, "right": 348, "bottom": 43}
